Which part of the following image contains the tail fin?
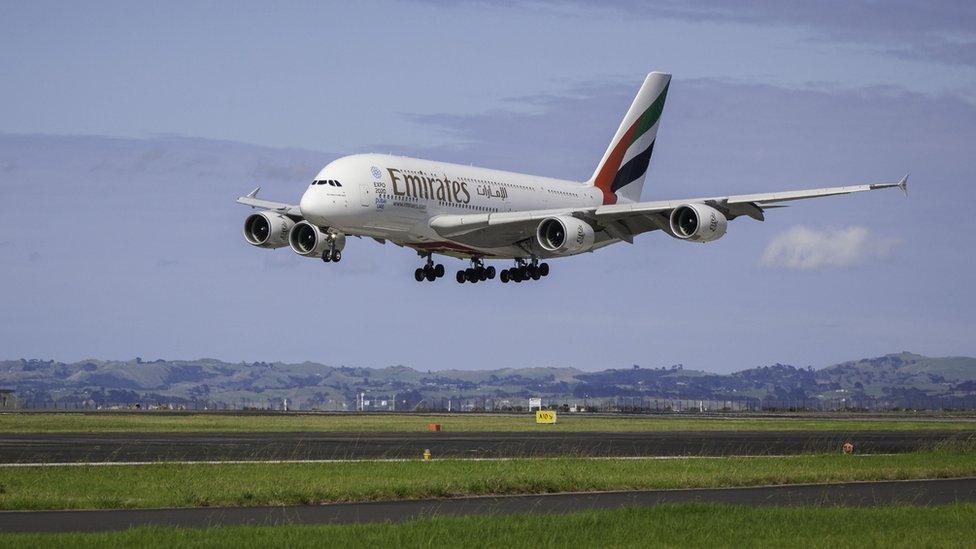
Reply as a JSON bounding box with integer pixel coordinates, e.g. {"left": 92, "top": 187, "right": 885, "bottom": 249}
{"left": 589, "top": 72, "right": 670, "bottom": 205}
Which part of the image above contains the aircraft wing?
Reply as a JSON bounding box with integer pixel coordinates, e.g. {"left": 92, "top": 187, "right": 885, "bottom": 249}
{"left": 236, "top": 187, "right": 302, "bottom": 218}
{"left": 429, "top": 175, "right": 908, "bottom": 248}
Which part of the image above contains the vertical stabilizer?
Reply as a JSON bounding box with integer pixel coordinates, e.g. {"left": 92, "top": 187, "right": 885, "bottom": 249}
{"left": 589, "top": 72, "right": 670, "bottom": 204}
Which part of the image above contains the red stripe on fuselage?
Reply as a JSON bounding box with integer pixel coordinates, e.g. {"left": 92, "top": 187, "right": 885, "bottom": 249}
{"left": 409, "top": 241, "right": 495, "bottom": 257}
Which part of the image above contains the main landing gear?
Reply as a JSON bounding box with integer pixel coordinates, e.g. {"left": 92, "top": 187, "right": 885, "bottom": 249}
{"left": 414, "top": 254, "right": 445, "bottom": 282}
{"left": 456, "top": 258, "right": 496, "bottom": 284}
{"left": 499, "top": 258, "right": 549, "bottom": 284}
{"left": 409, "top": 254, "right": 548, "bottom": 284}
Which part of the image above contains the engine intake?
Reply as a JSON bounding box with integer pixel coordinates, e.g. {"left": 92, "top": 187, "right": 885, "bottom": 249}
{"left": 288, "top": 221, "right": 345, "bottom": 257}
{"left": 669, "top": 203, "right": 727, "bottom": 243}
{"left": 243, "top": 212, "right": 295, "bottom": 249}
{"left": 536, "top": 216, "right": 595, "bottom": 256}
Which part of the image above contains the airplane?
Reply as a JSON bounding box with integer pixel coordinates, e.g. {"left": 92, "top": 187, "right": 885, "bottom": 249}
{"left": 238, "top": 71, "right": 907, "bottom": 284}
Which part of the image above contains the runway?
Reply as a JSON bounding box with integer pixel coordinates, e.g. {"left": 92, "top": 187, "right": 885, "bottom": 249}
{"left": 2, "top": 430, "right": 973, "bottom": 463}
{"left": 1, "top": 478, "right": 973, "bottom": 533}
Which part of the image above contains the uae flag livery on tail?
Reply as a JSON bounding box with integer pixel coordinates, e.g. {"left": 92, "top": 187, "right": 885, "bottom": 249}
{"left": 590, "top": 72, "right": 671, "bottom": 205}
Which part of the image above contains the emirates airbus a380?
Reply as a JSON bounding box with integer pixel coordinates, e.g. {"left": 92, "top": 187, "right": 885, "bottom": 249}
{"left": 238, "top": 72, "right": 907, "bottom": 284}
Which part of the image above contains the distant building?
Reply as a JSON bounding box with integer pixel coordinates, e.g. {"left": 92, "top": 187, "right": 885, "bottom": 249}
{"left": 0, "top": 389, "right": 17, "bottom": 409}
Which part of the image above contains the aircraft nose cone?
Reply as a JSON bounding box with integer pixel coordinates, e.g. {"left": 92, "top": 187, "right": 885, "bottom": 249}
{"left": 299, "top": 188, "right": 316, "bottom": 217}
{"left": 299, "top": 187, "right": 332, "bottom": 225}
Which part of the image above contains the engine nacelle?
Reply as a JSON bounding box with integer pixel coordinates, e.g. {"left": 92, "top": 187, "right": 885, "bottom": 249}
{"left": 669, "top": 203, "right": 728, "bottom": 243}
{"left": 288, "top": 221, "right": 346, "bottom": 257}
{"left": 536, "top": 216, "right": 595, "bottom": 256}
{"left": 243, "top": 212, "right": 295, "bottom": 249}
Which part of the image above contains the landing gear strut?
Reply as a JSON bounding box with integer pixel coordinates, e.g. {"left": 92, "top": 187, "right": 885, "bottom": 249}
{"left": 456, "top": 258, "right": 495, "bottom": 284}
{"left": 500, "top": 258, "right": 549, "bottom": 284}
{"left": 320, "top": 231, "right": 344, "bottom": 263}
{"left": 414, "top": 253, "right": 445, "bottom": 282}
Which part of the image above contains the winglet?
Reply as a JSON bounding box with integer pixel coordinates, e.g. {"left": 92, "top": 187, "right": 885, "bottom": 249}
{"left": 245, "top": 186, "right": 261, "bottom": 198}
{"left": 898, "top": 173, "right": 909, "bottom": 197}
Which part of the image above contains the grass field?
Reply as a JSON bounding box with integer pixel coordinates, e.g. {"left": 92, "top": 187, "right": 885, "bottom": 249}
{"left": 2, "top": 449, "right": 975, "bottom": 510}
{"left": 2, "top": 504, "right": 975, "bottom": 548}
{"left": 1, "top": 412, "right": 975, "bottom": 433}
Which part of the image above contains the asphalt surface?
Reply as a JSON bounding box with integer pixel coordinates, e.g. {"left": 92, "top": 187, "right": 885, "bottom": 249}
{"left": 1, "top": 430, "right": 973, "bottom": 463}
{"left": 1, "top": 478, "right": 974, "bottom": 533}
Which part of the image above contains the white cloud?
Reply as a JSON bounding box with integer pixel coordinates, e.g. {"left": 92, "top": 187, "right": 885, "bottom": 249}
{"left": 760, "top": 226, "right": 900, "bottom": 270}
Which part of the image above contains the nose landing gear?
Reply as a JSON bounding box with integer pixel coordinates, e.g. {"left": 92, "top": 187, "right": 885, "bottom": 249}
{"left": 320, "top": 232, "right": 345, "bottom": 263}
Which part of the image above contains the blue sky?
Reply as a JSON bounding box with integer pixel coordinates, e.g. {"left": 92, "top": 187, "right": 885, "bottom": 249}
{"left": 1, "top": 1, "right": 974, "bottom": 372}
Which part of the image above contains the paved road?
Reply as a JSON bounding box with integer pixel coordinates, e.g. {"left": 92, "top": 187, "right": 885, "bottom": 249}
{"left": 1, "top": 478, "right": 974, "bottom": 533}
{"left": 0, "top": 430, "right": 973, "bottom": 463}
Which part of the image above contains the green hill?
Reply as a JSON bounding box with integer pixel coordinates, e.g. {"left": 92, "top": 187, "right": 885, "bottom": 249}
{"left": 2, "top": 353, "right": 975, "bottom": 410}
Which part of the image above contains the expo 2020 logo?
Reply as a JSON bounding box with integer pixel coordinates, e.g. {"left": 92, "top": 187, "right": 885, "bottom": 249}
{"left": 370, "top": 166, "right": 382, "bottom": 179}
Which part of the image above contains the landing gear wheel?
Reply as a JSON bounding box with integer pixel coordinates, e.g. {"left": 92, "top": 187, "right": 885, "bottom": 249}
{"left": 331, "top": 250, "right": 341, "bottom": 262}
{"left": 425, "top": 270, "right": 436, "bottom": 282}
{"left": 414, "top": 268, "right": 424, "bottom": 282}
{"left": 434, "top": 264, "right": 445, "bottom": 278}
{"left": 456, "top": 270, "right": 465, "bottom": 283}
{"left": 322, "top": 251, "right": 332, "bottom": 263}
{"left": 477, "top": 267, "right": 487, "bottom": 281}
{"left": 465, "top": 268, "right": 477, "bottom": 283}
{"left": 511, "top": 269, "right": 523, "bottom": 283}
{"left": 539, "top": 262, "right": 550, "bottom": 277}
{"left": 486, "top": 266, "right": 496, "bottom": 280}
{"left": 500, "top": 269, "right": 510, "bottom": 283}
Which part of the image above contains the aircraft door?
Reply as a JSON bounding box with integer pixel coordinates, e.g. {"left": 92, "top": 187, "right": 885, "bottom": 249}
{"left": 360, "top": 181, "right": 371, "bottom": 208}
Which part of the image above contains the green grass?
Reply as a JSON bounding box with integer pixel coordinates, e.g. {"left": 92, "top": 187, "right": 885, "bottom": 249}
{"left": 1, "top": 412, "right": 974, "bottom": 433}
{"left": 2, "top": 450, "right": 975, "bottom": 510}
{"left": 3, "top": 504, "right": 975, "bottom": 548}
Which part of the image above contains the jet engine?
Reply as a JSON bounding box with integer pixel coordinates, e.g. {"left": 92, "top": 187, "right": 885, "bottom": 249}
{"left": 536, "top": 216, "right": 595, "bottom": 256}
{"left": 669, "top": 203, "right": 728, "bottom": 243}
{"left": 243, "top": 212, "right": 295, "bottom": 249}
{"left": 288, "top": 221, "right": 345, "bottom": 257}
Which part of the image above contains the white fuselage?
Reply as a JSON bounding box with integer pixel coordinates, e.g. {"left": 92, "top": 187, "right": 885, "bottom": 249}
{"left": 299, "top": 154, "right": 603, "bottom": 258}
{"left": 242, "top": 72, "right": 905, "bottom": 281}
